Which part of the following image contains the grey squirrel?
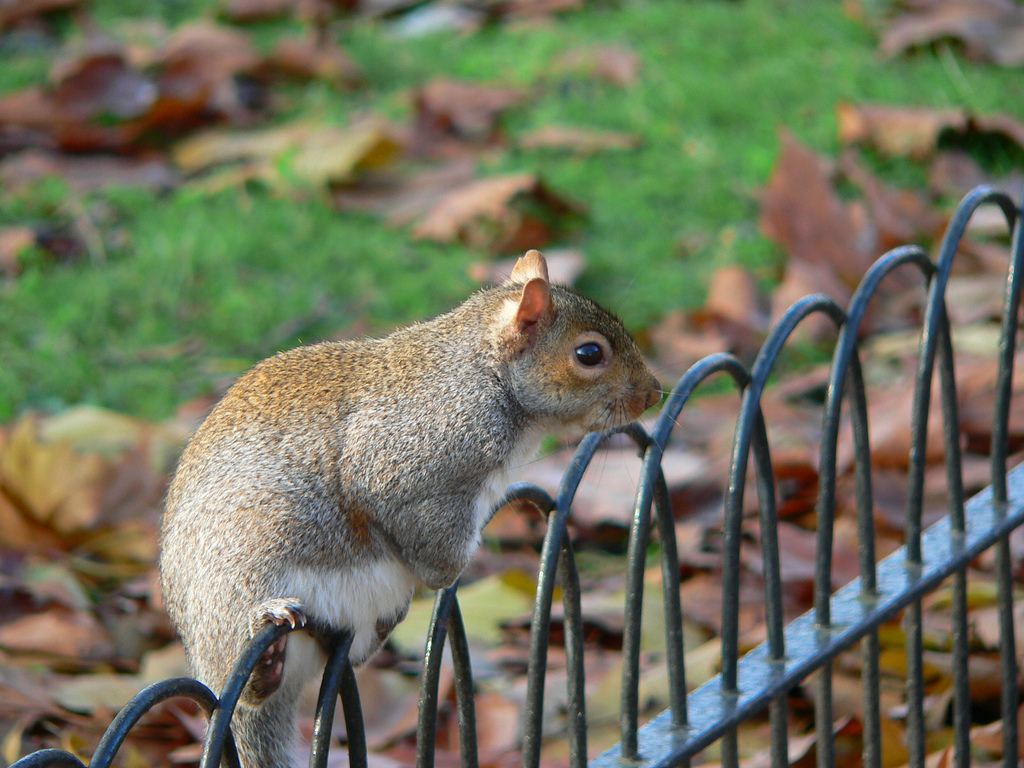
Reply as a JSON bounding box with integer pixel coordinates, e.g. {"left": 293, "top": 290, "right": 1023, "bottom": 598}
{"left": 159, "top": 250, "right": 661, "bottom": 768}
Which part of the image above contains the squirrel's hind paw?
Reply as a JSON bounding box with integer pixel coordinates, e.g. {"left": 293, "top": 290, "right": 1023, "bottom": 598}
{"left": 251, "top": 597, "right": 308, "bottom": 634}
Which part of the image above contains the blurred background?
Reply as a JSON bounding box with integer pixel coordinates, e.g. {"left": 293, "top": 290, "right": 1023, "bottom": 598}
{"left": 2, "top": 1, "right": 1024, "bottom": 765}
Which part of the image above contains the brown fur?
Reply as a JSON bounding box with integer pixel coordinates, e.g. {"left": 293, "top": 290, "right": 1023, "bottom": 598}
{"left": 159, "top": 251, "right": 660, "bottom": 768}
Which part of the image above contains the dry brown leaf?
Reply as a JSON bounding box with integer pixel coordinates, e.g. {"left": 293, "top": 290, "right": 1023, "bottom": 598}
{"left": 0, "top": 608, "right": 114, "bottom": 660}
{"left": 410, "top": 79, "right": 528, "bottom": 158}
{"left": 879, "top": 0, "right": 1024, "bottom": 66}
{"left": 52, "top": 49, "right": 156, "bottom": 123}
{"left": 332, "top": 157, "right": 478, "bottom": 223}
{"left": 269, "top": 32, "right": 363, "bottom": 88}
{"left": 220, "top": 0, "right": 299, "bottom": 22}
{"left": 449, "top": 692, "right": 519, "bottom": 760}
{"left": 514, "top": 444, "right": 707, "bottom": 529}
{"left": 491, "top": 0, "right": 584, "bottom": 22}
{"left": 839, "top": 151, "right": 946, "bottom": 253}
{"left": 411, "top": 173, "right": 583, "bottom": 254}
{"left": 647, "top": 309, "right": 737, "bottom": 380}
{"left": 53, "top": 674, "right": 148, "bottom": 714}
{"left": 552, "top": 45, "right": 641, "bottom": 87}
{"left": 838, "top": 102, "right": 1024, "bottom": 161}
{"left": 759, "top": 129, "right": 873, "bottom": 286}
{"left": 769, "top": 258, "right": 850, "bottom": 343}
{"left": 837, "top": 102, "right": 964, "bottom": 159}
{"left": 0, "top": 150, "right": 179, "bottom": 195}
{"left": 0, "top": 26, "right": 267, "bottom": 154}
{"left": 0, "top": 0, "right": 80, "bottom": 31}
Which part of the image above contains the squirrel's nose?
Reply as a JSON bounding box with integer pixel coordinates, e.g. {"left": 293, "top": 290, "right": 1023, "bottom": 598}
{"left": 645, "top": 383, "right": 662, "bottom": 410}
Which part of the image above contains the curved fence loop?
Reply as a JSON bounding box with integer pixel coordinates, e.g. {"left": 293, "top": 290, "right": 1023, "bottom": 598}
{"left": 417, "top": 584, "right": 462, "bottom": 768}
{"left": 816, "top": 244, "right": 936, "bottom": 620}
{"left": 10, "top": 750, "right": 89, "bottom": 768}
{"left": 523, "top": 426, "right": 652, "bottom": 768}
{"left": 721, "top": 293, "right": 847, "bottom": 683}
{"left": 812, "top": 245, "right": 936, "bottom": 768}
{"left": 96, "top": 678, "right": 229, "bottom": 768}
{"left": 718, "top": 295, "right": 846, "bottom": 768}
{"left": 200, "top": 620, "right": 294, "bottom": 768}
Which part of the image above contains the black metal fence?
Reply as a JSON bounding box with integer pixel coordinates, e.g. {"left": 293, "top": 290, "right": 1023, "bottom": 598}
{"left": 11, "top": 184, "right": 1024, "bottom": 768}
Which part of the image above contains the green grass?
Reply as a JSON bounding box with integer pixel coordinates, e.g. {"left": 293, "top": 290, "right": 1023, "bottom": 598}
{"left": 2, "top": 0, "right": 1022, "bottom": 420}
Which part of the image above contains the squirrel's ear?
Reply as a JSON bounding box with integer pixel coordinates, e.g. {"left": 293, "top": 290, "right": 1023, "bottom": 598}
{"left": 508, "top": 249, "right": 550, "bottom": 285}
{"left": 513, "top": 277, "right": 553, "bottom": 347}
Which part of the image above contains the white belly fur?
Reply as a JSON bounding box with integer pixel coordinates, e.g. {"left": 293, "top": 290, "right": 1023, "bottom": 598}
{"left": 281, "top": 559, "right": 418, "bottom": 682}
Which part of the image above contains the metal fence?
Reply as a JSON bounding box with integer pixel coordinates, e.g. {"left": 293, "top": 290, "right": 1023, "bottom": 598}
{"left": 11, "top": 184, "right": 1024, "bottom": 768}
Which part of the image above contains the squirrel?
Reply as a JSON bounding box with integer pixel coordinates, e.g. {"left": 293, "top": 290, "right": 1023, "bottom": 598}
{"left": 159, "top": 250, "right": 661, "bottom": 768}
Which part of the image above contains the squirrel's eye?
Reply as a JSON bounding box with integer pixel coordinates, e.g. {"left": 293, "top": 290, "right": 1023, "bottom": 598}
{"left": 575, "top": 342, "right": 605, "bottom": 367}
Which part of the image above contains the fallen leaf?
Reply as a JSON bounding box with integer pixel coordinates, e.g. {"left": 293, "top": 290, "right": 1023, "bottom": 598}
{"left": 411, "top": 172, "right": 583, "bottom": 254}
{"left": 220, "top": 0, "right": 299, "bottom": 22}
{"left": 837, "top": 102, "right": 1024, "bottom": 160}
{"left": 759, "top": 129, "right": 873, "bottom": 286}
{"left": 0, "top": 608, "right": 113, "bottom": 660}
{"left": 269, "top": 32, "right": 362, "bottom": 88}
{"left": 0, "top": 415, "right": 110, "bottom": 537}
{"left": 552, "top": 45, "right": 641, "bottom": 87}
{"left": 0, "top": 0, "right": 80, "bottom": 31}
{"left": 51, "top": 48, "right": 157, "bottom": 123}
{"left": 839, "top": 151, "right": 946, "bottom": 253}
{"left": 0, "top": 150, "right": 179, "bottom": 195}
{"left": 410, "top": 78, "right": 528, "bottom": 157}
{"left": 879, "top": 0, "right": 1024, "bottom": 67}
{"left": 515, "top": 444, "right": 708, "bottom": 530}
{"left": 448, "top": 691, "right": 519, "bottom": 760}
{"left": 174, "top": 119, "right": 401, "bottom": 189}
{"left": 490, "top": 0, "right": 585, "bottom": 23}
{"left": 53, "top": 674, "right": 148, "bottom": 714}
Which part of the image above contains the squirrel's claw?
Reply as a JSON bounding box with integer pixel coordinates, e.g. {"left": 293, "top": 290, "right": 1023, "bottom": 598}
{"left": 252, "top": 597, "right": 308, "bottom": 635}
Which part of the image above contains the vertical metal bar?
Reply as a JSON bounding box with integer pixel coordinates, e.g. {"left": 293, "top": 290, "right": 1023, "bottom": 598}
{"left": 446, "top": 596, "right": 479, "bottom": 768}
{"left": 751, "top": 411, "right": 788, "bottom": 768}
{"left": 992, "top": 225, "right": 1020, "bottom": 766}
{"left": 993, "top": 197, "right": 1023, "bottom": 768}
{"left": 935, "top": 313, "right": 970, "bottom": 768}
{"left": 309, "top": 629, "right": 358, "bottom": 768}
{"left": 339, "top": 663, "right": 367, "bottom": 768}
{"left": 559, "top": 542, "right": 588, "bottom": 768}
{"left": 648, "top": 353, "right": 752, "bottom": 737}
{"left": 620, "top": 427, "right": 657, "bottom": 760}
{"left": 417, "top": 586, "right": 457, "bottom": 768}
{"left": 653, "top": 468, "right": 687, "bottom": 727}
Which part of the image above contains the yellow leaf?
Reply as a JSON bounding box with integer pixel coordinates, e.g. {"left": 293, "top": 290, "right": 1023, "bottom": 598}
{"left": 0, "top": 415, "right": 108, "bottom": 535}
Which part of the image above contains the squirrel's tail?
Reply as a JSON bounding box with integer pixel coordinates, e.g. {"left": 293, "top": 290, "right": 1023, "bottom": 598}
{"left": 231, "top": 692, "right": 300, "bottom": 768}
